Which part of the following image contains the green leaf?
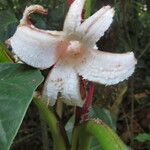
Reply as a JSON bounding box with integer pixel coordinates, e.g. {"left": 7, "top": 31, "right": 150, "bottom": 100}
{"left": 0, "top": 63, "right": 43, "bottom": 150}
{"left": 0, "top": 43, "right": 13, "bottom": 62}
{"left": 134, "top": 133, "right": 150, "bottom": 142}
{"left": 0, "top": 10, "right": 18, "bottom": 42}
{"left": 33, "top": 98, "right": 70, "bottom": 150}
{"left": 71, "top": 119, "right": 126, "bottom": 150}
{"left": 90, "top": 106, "right": 116, "bottom": 130}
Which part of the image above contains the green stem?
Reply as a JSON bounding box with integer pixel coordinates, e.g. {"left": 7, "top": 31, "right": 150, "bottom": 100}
{"left": 56, "top": 100, "right": 63, "bottom": 118}
{"left": 71, "top": 126, "right": 91, "bottom": 150}
{"left": 79, "top": 129, "right": 91, "bottom": 150}
{"left": 39, "top": 112, "right": 50, "bottom": 150}
{"left": 110, "top": 84, "right": 128, "bottom": 120}
{"left": 72, "top": 119, "right": 126, "bottom": 150}
{"left": 70, "top": 126, "right": 80, "bottom": 150}
{"left": 33, "top": 98, "right": 69, "bottom": 150}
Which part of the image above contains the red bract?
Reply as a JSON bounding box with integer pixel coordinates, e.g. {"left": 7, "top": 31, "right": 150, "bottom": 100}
{"left": 76, "top": 82, "right": 94, "bottom": 123}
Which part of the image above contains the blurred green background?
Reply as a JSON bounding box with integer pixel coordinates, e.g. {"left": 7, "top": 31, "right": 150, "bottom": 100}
{"left": 0, "top": 0, "right": 149, "bottom": 149}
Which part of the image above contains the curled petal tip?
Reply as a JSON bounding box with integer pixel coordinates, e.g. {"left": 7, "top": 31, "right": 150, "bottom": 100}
{"left": 25, "top": 5, "right": 48, "bottom": 14}
{"left": 20, "top": 5, "right": 48, "bottom": 25}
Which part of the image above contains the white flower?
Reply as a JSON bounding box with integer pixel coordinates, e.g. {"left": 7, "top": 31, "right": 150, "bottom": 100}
{"left": 10, "top": 0, "right": 137, "bottom": 107}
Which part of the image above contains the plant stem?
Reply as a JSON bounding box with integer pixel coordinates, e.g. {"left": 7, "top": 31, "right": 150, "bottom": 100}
{"left": 129, "top": 78, "right": 135, "bottom": 147}
{"left": 33, "top": 97, "right": 69, "bottom": 150}
{"left": 72, "top": 119, "right": 126, "bottom": 150}
{"left": 56, "top": 100, "right": 63, "bottom": 118}
{"left": 78, "top": 129, "right": 91, "bottom": 150}
{"left": 110, "top": 83, "right": 128, "bottom": 120}
{"left": 70, "top": 126, "right": 80, "bottom": 150}
{"left": 71, "top": 126, "right": 91, "bottom": 150}
{"left": 75, "top": 82, "right": 94, "bottom": 123}
{"left": 39, "top": 112, "right": 50, "bottom": 150}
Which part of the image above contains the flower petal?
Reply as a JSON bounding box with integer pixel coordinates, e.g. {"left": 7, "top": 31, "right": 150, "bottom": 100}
{"left": 43, "top": 60, "right": 84, "bottom": 107}
{"left": 77, "top": 6, "right": 114, "bottom": 47}
{"left": 11, "top": 5, "right": 63, "bottom": 69}
{"left": 11, "top": 26, "right": 63, "bottom": 69}
{"left": 76, "top": 50, "right": 137, "bottom": 85}
{"left": 63, "top": 0, "right": 86, "bottom": 35}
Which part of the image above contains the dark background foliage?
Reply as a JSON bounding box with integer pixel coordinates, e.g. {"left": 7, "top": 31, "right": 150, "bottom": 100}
{"left": 0, "top": 0, "right": 149, "bottom": 149}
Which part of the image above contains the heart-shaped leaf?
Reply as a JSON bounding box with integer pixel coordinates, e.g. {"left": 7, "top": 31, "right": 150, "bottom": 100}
{"left": 0, "top": 63, "right": 43, "bottom": 150}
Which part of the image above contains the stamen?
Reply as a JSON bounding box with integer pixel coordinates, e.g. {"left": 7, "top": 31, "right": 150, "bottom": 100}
{"left": 68, "top": 41, "right": 81, "bottom": 51}
{"left": 57, "top": 40, "right": 84, "bottom": 59}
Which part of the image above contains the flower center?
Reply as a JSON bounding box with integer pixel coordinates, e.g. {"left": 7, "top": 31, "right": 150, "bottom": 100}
{"left": 68, "top": 41, "right": 81, "bottom": 53}
{"left": 57, "top": 40, "right": 85, "bottom": 59}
